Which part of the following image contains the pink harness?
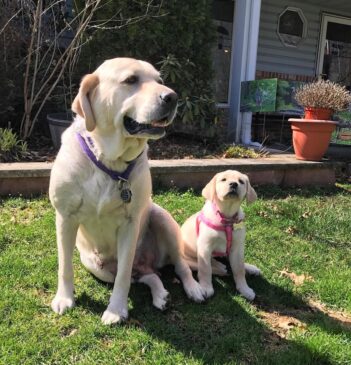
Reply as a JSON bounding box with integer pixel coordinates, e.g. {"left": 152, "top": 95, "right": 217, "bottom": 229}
{"left": 196, "top": 202, "right": 242, "bottom": 257}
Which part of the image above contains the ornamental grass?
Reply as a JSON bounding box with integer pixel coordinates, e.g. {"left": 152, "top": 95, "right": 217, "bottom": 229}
{"left": 295, "top": 79, "right": 351, "bottom": 111}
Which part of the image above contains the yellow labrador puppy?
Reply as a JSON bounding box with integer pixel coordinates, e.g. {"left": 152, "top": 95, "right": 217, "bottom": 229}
{"left": 49, "top": 58, "right": 205, "bottom": 325}
{"left": 181, "top": 170, "right": 261, "bottom": 300}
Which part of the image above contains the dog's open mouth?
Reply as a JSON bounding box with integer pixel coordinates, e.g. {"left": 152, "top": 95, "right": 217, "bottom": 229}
{"left": 124, "top": 116, "right": 169, "bottom": 136}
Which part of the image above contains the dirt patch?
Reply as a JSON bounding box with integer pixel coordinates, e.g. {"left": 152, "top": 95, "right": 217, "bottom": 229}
{"left": 258, "top": 311, "right": 307, "bottom": 339}
{"left": 307, "top": 299, "right": 351, "bottom": 328}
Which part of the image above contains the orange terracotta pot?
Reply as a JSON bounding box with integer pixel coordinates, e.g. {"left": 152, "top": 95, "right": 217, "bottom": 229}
{"left": 304, "top": 107, "right": 333, "bottom": 120}
{"left": 289, "top": 118, "right": 338, "bottom": 161}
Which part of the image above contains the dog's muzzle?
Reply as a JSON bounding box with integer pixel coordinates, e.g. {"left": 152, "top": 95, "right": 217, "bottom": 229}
{"left": 123, "top": 115, "right": 171, "bottom": 136}
{"left": 124, "top": 91, "right": 178, "bottom": 137}
{"left": 225, "top": 182, "right": 239, "bottom": 198}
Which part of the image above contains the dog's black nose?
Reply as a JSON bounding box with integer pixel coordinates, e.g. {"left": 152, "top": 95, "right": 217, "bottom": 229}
{"left": 160, "top": 91, "right": 178, "bottom": 105}
{"left": 230, "top": 182, "right": 238, "bottom": 189}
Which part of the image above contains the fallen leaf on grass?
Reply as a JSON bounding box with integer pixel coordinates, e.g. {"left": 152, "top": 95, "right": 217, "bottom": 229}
{"left": 259, "top": 311, "right": 307, "bottom": 338}
{"left": 279, "top": 268, "right": 314, "bottom": 286}
{"left": 126, "top": 318, "right": 144, "bottom": 328}
{"left": 60, "top": 328, "right": 78, "bottom": 338}
{"left": 301, "top": 211, "right": 311, "bottom": 219}
{"left": 285, "top": 226, "right": 298, "bottom": 235}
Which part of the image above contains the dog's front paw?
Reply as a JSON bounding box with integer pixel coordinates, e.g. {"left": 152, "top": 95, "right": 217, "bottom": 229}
{"left": 184, "top": 279, "right": 206, "bottom": 303}
{"left": 153, "top": 289, "right": 170, "bottom": 311}
{"left": 200, "top": 284, "right": 214, "bottom": 299}
{"left": 51, "top": 295, "right": 75, "bottom": 314}
{"left": 101, "top": 306, "right": 128, "bottom": 325}
{"left": 237, "top": 285, "right": 255, "bottom": 301}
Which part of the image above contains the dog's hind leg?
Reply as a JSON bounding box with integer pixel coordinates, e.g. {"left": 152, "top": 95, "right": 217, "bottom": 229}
{"left": 138, "top": 273, "right": 169, "bottom": 310}
{"left": 149, "top": 203, "right": 206, "bottom": 303}
{"left": 79, "top": 251, "right": 116, "bottom": 283}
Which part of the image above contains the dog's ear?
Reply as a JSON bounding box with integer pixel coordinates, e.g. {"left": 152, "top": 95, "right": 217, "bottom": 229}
{"left": 72, "top": 74, "right": 99, "bottom": 132}
{"left": 202, "top": 175, "right": 217, "bottom": 201}
{"left": 245, "top": 175, "right": 257, "bottom": 203}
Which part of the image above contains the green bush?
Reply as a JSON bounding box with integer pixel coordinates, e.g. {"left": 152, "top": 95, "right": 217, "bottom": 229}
{"left": 0, "top": 128, "right": 27, "bottom": 162}
{"left": 1, "top": 1, "right": 217, "bottom": 139}
{"left": 76, "top": 0, "right": 217, "bottom": 137}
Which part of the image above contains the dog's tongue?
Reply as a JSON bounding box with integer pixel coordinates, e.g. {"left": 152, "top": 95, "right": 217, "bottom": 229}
{"left": 151, "top": 119, "right": 168, "bottom": 127}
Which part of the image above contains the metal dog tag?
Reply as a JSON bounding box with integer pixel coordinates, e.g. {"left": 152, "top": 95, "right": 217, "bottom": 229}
{"left": 118, "top": 179, "right": 132, "bottom": 203}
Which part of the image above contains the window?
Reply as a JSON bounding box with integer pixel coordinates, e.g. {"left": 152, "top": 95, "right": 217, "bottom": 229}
{"left": 277, "top": 7, "right": 307, "bottom": 47}
{"left": 212, "top": 0, "right": 235, "bottom": 103}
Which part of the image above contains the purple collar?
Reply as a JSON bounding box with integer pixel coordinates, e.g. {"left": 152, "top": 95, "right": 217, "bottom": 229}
{"left": 76, "top": 133, "right": 137, "bottom": 181}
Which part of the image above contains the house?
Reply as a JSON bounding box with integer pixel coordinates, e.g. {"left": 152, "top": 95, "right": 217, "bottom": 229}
{"left": 212, "top": 0, "right": 351, "bottom": 145}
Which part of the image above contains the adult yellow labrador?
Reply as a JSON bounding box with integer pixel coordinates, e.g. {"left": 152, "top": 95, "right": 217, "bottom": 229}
{"left": 49, "top": 58, "right": 204, "bottom": 325}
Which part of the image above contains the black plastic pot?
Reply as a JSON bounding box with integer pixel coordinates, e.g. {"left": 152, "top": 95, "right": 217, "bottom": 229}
{"left": 47, "top": 112, "right": 73, "bottom": 149}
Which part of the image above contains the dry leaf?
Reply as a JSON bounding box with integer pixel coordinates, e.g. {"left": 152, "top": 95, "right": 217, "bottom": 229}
{"left": 259, "top": 311, "right": 307, "bottom": 338}
{"left": 127, "top": 318, "right": 143, "bottom": 328}
{"left": 258, "top": 211, "right": 269, "bottom": 217}
{"left": 279, "top": 269, "right": 313, "bottom": 286}
{"left": 285, "top": 226, "right": 297, "bottom": 235}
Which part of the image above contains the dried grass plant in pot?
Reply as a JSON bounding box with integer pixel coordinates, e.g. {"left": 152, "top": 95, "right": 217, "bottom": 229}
{"left": 289, "top": 80, "right": 351, "bottom": 161}
{"left": 294, "top": 80, "right": 351, "bottom": 120}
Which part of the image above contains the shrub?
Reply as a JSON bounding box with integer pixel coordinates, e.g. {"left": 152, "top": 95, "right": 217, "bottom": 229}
{"left": 0, "top": 128, "right": 27, "bottom": 162}
{"left": 1, "top": 1, "right": 217, "bottom": 140}
{"left": 76, "top": 0, "right": 217, "bottom": 137}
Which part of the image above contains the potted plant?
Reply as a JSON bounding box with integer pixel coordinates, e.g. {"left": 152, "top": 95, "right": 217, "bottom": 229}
{"left": 289, "top": 80, "right": 351, "bottom": 161}
{"left": 47, "top": 112, "right": 73, "bottom": 149}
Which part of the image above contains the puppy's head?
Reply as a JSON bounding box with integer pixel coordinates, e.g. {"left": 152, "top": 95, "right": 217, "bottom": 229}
{"left": 202, "top": 170, "right": 257, "bottom": 204}
{"left": 72, "top": 58, "right": 178, "bottom": 139}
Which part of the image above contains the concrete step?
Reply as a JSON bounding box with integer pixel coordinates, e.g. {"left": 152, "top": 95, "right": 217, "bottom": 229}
{"left": 0, "top": 155, "right": 349, "bottom": 196}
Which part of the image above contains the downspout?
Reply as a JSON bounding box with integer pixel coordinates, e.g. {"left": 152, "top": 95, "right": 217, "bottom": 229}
{"left": 228, "top": 0, "right": 262, "bottom": 146}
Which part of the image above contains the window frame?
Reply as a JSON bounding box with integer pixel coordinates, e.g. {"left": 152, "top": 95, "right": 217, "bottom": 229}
{"left": 277, "top": 7, "right": 307, "bottom": 48}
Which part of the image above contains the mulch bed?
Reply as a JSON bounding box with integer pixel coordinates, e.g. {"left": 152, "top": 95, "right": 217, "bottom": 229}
{"left": 21, "top": 133, "right": 227, "bottom": 162}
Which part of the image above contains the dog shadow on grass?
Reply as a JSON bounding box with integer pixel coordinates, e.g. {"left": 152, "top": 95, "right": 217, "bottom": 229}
{"left": 76, "top": 267, "right": 349, "bottom": 365}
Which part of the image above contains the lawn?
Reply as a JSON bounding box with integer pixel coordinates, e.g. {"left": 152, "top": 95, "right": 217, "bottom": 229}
{"left": 0, "top": 185, "right": 350, "bottom": 365}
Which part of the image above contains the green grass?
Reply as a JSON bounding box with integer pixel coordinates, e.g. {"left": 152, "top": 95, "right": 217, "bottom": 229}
{"left": 0, "top": 185, "right": 350, "bottom": 365}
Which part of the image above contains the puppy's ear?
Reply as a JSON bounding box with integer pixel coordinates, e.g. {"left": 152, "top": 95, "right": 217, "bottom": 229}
{"left": 72, "top": 74, "right": 99, "bottom": 132}
{"left": 245, "top": 175, "right": 257, "bottom": 203}
{"left": 202, "top": 175, "right": 217, "bottom": 201}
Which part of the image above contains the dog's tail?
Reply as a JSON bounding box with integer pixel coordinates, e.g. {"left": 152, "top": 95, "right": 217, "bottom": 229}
{"left": 183, "top": 244, "right": 228, "bottom": 276}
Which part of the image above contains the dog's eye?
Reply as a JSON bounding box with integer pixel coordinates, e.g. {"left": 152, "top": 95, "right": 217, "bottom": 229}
{"left": 221, "top": 178, "right": 227, "bottom": 182}
{"left": 123, "top": 75, "right": 139, "bottom": 85}
{"left": 239, "top": 179, "right": 244, "bottom": 184}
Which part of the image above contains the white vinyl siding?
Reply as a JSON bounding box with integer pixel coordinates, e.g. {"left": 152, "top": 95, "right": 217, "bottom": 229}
{"left": 257, "top": 0, "right": 351, "bottom": 76}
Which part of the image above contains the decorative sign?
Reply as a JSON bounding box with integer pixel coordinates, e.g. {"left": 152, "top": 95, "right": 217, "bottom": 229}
{"left": 240, "top": 79, "right": 305, "bottom": 115}
{"left": 276, "top": 80, "right": 304, "bottom": 115}
{"left": 240, "top": 79, "right": 278, "bottom": 113}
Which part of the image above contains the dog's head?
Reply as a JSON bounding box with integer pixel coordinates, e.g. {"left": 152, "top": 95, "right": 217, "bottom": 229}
{"left": 72, "top": 58, "right": 178, "bottom": 140}
{"left": 202, "top": 170, "right": 257, "bottom": 204}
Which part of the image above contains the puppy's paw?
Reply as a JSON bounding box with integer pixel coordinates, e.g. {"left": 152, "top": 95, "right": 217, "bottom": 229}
{"left": 200, "top": 284, "right": 214, "bottom": 299}
{"left": 237, "top": 285, "right": 255, "bottom": 301}
{"left": 101, "top": 306, "right": 128, "bottom": 325}
{"left": 245, "top": 263, "right": 261, "bottom": 276}
{"left": 184, "top": 279, "right": 206, "bottom": 303}
{"left": 51, "top": 295, "right": 75, "bottom": 314}
{"left": 153, "top": 290, "right": 170, "bottom": 311}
